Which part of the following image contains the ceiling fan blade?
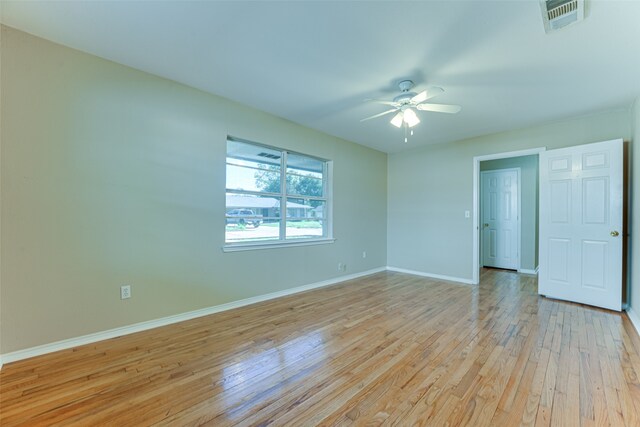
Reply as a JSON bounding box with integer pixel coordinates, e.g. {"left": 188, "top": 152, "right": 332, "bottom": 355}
{"left": 364, "top": 99, "right": 401, "bottom": 107}
{"left": 416, "top": 103, "right": 462, "bottom": 114}
{"left": 410, "top": 91, "right": 428, "bottom": 104}
{"left": 411, "top": 87, "right": 444, "bottom": 104}
{"left": 360, "top": 108, "right": 398, "bottom": 122}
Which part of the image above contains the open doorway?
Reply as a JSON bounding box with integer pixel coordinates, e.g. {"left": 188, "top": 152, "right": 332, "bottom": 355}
{"left": 472, "top": 148, "right": 545, "bottom": 284}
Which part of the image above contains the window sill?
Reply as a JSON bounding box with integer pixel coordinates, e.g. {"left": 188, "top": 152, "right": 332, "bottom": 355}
{"left": 222, "top": 238, "right": 335, "bottom": 252}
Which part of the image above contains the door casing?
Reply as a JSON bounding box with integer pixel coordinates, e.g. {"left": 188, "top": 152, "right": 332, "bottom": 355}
{"left": 472, "top": 147, "right": 545, "bottom": 284}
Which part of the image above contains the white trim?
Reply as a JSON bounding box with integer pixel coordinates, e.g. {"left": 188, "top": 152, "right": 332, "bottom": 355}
{"left": 626, "top": 308, "right": 640, "bottom": 338}
{"left": 0, "top": 267, "right": 386, "bottom": 365}
{"left": 472, "top": 147, "right": 546, "bottom": 285}
{"left": 223, "top": 238, "right": 335, "bottom": 252}
{"left": 280, "top": 151, "right": 288, "bottom": 238}
{"left": 0, "top": 355, "right": 3, "bottom": 371}
{"left": 386, "top": 266, "right": 474, "bottom": 285}
{"left": 326, "top": 161, "right": 334, "bottom": 239}
{"left": 518, "top": 268, "right": 539, "bottom": 275}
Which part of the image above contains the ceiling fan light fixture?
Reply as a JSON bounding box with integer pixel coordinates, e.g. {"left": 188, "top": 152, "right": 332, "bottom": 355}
{"left": 403, "top": 108, "right": 420, "bottom": 127}
{"left": 361, "top": 81, "right": 460, "bottom": 137}
{"left": 390, "top": 111, "right": 404, "bottom": 128}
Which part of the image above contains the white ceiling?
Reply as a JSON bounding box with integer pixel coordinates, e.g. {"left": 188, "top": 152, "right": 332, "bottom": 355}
{"left": 2, "top": 1, "right": 640, "bottom": 153}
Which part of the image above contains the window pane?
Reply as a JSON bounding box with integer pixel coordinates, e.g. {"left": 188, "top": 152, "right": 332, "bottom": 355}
{"left": 226, "top": 193, "right": 282, "bottom": 219}
{"left": 285, "top": 219, "right": 324, "bottom": 239}
{"left": 227, "top": 139, "right": 282, "bottom": 194}
{"left": 286, "top": 173, "right": 323, "bottom": 197}
{"left": 226, "top": 192, "right": 283, "bottom": 243}
{"left": 287, "top": 153, "right": 323, "bottom": 175}
{"left": 286, "top": 154, "right": 324, "bottom": 197}
{"left": 226, "top": 163, "right": 279, "bottom": 193}
{"left": 227, "top": 139, "right": 281, "bottom": 166}
{"left": 226, "top": 220, "right": 281, "bottom": 243}
{"left": 286, "top": 198, "right": 325, "bottom": 218}
{"left": 285, "top": 198, "right": 325, "bottom": 239}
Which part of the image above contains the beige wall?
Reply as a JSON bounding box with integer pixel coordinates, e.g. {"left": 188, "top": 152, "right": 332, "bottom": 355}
{"left": 388, "top": 109, "right": 631, "bottom": 281}
{"left": 480, "top": 155, "right": 539, "bottom": 271}
{"left": 0, "top": 26, "right": 388, "bottom": 353}
{"left": 632, "top": 97, "right": 640, "bottom": 312}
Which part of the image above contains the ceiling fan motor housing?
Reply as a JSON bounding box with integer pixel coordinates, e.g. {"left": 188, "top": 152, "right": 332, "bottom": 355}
{"left": 397, "top": 80, "right": 415, "bottom": 92}
{"left": 395, "top": 80, "right": 417, "bottom": 104}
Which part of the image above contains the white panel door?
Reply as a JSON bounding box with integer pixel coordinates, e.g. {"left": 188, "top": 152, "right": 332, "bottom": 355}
{"left": 481, "top": 169, "right": 519, "bottom": 270}
{"left": 539, "top": 139, "right": 623, "bottom": 311}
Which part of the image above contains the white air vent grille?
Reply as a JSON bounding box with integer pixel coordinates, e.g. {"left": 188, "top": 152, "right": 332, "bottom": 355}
{"left": 547, "top": 0, "right": 577, "bottom": 20}
{"left": 540, "top": 0, "right": 585, "bottom": 33}
{"left": 257, "top": 152, "right": 281, "bottom": 160}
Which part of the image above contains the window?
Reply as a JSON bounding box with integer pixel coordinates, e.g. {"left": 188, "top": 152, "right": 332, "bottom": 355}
{"left": 225, "top": 137, "right": 332, "bottom": 249}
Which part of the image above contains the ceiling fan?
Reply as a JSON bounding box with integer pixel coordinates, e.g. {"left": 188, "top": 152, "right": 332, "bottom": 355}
{"left": 361, "top": 80, "right": 461, "bottom": 129}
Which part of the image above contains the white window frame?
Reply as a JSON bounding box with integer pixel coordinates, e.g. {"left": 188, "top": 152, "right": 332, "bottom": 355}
{"left": 223, "top": 137, "right": 334, "bottom": 252}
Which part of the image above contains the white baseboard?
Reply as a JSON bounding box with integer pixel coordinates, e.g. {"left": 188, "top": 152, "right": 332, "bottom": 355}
{"left": 626, "top": 307, "right": 640, "bottom": 338}
{"left": 518, "top": 268, "right": 538, "bottom": 275}
{"left": 0, "top": 267, "right": 386, "bottom": 366}
{"left": 386, "top": 266, "right": 474, "bottom": 285}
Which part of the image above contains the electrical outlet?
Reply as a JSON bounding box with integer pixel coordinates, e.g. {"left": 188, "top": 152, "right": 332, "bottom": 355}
{"left": 337, "top": 262, "right": 343, "bottom": 271}
{"left": 362, "top": 251, "right": 367, "bottom": 259}
{"left": 465, "top": 210, "right": 470, "bottom": 218}
{"left": 120, "top": 285, "right": 131, "bottom": 300}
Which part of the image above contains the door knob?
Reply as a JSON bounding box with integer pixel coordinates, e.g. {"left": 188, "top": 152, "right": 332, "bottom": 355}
{"left": 611, "top": 231, "right": 619, "bottom": 237}
{"left": 483, "top": 223, "right": 489, "bottom": 228}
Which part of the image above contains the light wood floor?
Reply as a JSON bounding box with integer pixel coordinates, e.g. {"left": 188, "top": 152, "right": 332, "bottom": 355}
{"left": 2, "top": 269, "right": 640, "bottom": 426}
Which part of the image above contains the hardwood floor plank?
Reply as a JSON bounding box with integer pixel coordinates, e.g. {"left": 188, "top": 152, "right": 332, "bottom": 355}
{"left": 1, "top": 269, "right": 639, "bottom": 426}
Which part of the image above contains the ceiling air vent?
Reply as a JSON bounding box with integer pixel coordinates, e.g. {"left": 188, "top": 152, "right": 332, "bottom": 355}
{"left": 540, "top": 0, "right": 585, "bottom": 33}
{"left": 257, "top": 152, "right": 281, "bottom": 160}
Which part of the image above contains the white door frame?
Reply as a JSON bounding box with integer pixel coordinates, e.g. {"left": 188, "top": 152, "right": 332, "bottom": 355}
{"left": 480, "top": 167, "right": 521, "bottom": 270}
{"left": 472, "top": 147, "right": 546, "bottom": 284}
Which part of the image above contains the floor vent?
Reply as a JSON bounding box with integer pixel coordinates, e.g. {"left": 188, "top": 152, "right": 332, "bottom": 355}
{"left": 540, "top": 0, "right": 585, "bottom": 33}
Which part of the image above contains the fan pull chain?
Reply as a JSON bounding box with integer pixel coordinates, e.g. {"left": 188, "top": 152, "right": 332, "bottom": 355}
{"left": 403, "top": 124, "right": 414, "bottom": 143}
